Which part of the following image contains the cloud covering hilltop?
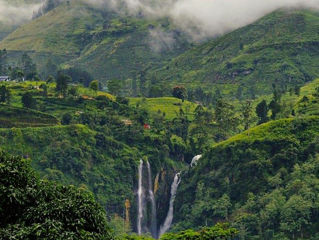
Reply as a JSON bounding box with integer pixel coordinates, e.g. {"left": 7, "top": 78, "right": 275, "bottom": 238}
{"left": 106, "top": 0, "right": 319, "bottom": 40}
{"left": 0, "top": 0, "right": 42, "bottom": 25}
{"left": 1, "top": 0, "right": 318, "bottom": 40}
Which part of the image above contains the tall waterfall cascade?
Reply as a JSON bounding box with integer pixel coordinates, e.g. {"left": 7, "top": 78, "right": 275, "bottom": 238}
{"left": 136, "top": 160, "right": 185, "bottom": 238}
{"left": 146, "top": 161, "right": 158, "bottom": 238}
{"left": 159, "top": 173, "right": 181, "bottom": 237}
{"left": 137, "top": 159, "right": 144, "bottom": 235}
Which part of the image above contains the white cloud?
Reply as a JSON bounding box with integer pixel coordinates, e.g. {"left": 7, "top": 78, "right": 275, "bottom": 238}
{"left": 103, "top": 0, "right": 319, "bottom": 40}
{"left": 0, "top": 0, "right": 42, "bottom": 26}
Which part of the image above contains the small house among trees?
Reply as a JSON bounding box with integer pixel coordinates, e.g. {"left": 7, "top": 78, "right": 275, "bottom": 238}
{"left": 0, "top": 76, "right": 10, "bottom": 82}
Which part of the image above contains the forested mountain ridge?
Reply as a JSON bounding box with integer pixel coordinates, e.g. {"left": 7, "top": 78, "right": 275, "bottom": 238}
{"left": 1, "top": 75, "right": 319, "bottom": 239}
{"left": 0, "top": 0, "right": 190, "bottom": 86}
{"left": 0, "top": 1, "right": 319, "bottom": 239}
{"left": 147, "top": 10, "right": 319, "bottom": 98}
{"left": 174, "top": 117, "right": 319, "bottom": 239}
{"left": 1, "top": 1, "right": 318, "bottom": 99}
{"left": 0, "top": 80, "right": 201, "bottom": 237}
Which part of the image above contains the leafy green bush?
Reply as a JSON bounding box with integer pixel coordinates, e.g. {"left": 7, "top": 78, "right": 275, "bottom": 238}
{"left": 161, "top": 223, "right": 238, "bottom": 240}
{"left": 0, "top": 151, "right": 113, "bottom": 240}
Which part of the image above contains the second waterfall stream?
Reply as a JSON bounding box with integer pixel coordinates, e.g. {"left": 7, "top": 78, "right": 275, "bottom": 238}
{"left": 158, "top": 172, "right": 181, "bottom": 237}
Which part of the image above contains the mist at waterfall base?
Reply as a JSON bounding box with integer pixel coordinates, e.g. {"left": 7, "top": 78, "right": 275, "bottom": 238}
{"left": 136, "top": 160, "right": 181, "bottom": 238}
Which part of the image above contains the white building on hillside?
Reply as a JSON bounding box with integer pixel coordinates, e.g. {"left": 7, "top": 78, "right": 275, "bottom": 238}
{"left": 0, "top": 76, "right": 10, "bottom": 82}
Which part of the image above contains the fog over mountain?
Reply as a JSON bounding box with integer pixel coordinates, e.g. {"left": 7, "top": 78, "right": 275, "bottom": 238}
{"left": 0, "top": 0, "right": 41, "bottom": 25}
{"left": 1, "top": 0, "right": 318, "bottom": 39}
{"left": 105, "top": 0, "right": 319, "bottom": 40}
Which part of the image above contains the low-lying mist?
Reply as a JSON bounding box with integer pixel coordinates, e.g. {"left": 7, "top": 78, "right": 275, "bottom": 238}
{"left": 0, "top": 0, "right": 42, "bottom": 26}
{"left": 105, "top": 0, "right": 319, "bottom": 41}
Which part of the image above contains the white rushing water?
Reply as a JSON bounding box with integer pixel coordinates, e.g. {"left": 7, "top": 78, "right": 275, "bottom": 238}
{"left": 146, "top": 160, "right": 158, "bottom": 238}
{"left": 190, "top": 154, "right": 202, "bottom": 167}
{"left": 159, "top": 173, "right": 181, "bottom": 237}
{"left": 137, "top": 159, "right": 144, "bottom": 235}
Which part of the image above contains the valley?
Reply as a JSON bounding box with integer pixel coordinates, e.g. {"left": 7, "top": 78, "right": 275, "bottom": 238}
{"left": 0, "top": 0, "right": 319, "bottom": 240}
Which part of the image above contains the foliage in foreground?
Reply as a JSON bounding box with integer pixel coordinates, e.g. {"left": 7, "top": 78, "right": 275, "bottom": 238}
{"left": 118, "top": 223, "right": 237, "bottom": 240}
{"left": 0, "top": 151, "right": 113, "bottom": 240}
{"left": 160, "top": 223, "right": 238, "bottom": 240}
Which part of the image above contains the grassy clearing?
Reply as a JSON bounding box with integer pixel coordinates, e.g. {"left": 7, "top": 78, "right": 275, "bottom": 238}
{"left": 129, "top": 97, "right": 198, "bottom": 120}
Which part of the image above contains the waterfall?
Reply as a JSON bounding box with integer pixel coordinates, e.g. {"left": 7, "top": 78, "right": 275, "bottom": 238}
{"left": 190, "top": 154, "right": 202, "bottom": 167}
{"left": 137, "top": 159, "right": 144, "bottom": 235}
{"left": 146, "top": 161, "right": 158, "bottom": 239}
{"left": 159, "top": 173, "right": 181, "bottom": 237}
{"left": 136, "top": 160, "right": 183, "bottom": 238}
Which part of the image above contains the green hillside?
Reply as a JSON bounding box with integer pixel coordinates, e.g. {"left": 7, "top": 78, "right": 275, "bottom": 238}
{"left": 0, "top": 105, "right": 59, "bottom": 127}
{"left": 1, "top": 4, "right": 319, "bottom": 239}
{"left": 0, "top": 80, "right": 197, "bottom": 233}
{"left": 129, "top": 97, "right": 198, "bottom": 120}
{"left": 2, "top": 4, "right": 318, "bottom": 100}
{"left": 0, "top": 0, "right": 190, "bottom": 85}
{"left": 0, "top": 124, "right": 140, "bottom": 215}
{"left": 174, "top": 117, "right": 319, "bottom": 239}
{"left": 148, "top": 10, "right": 319, "bottom": 98}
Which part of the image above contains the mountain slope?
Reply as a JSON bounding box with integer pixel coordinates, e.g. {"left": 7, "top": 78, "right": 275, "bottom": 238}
{"left": 149, "top": 10, "right": 319, "bottom": 98}
{"left": 174, "top": 117, "right": 319, "bottom": 239}
{"left": 0, "top": 0, "right": 190, "bottom": 85}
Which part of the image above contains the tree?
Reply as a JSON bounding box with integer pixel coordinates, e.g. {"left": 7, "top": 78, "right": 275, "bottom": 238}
{"left": 280, "top": 195, "right": 312, "bottom": 239}
{"left": 108, "top": 79, "right": 122, "bottom": 96}
{"left": 269, "top": 100, "right": 281, "bottom": 120}
{"left": 20, "top": 53, "right": 37, "bottom": 80}
{"left": 89, "top": 80, "right": 99, "bottom": 95}
{"left": 116, "top": 96, "right": 129, "bottom": 105}
{"left": 214, "top": 99, "right": 239, "bottom": 140}
{"left": 0, "top": 49, "right": 7, "bottom": 74}
{"left": 10, "top": 67, "right": 24, "bottom": 81}
{"left": 256, "top": 100, "right": 268, "bottom": 124}
{"left": 0, "top": 85, "right": 11, "bottom": 104}
{"left": 138, "top": 70, "right": 147, "bottom": 96}
{"left": 172, "top": 86, "right": 187, "bottom": 102}
{"left": 0, "top": 151, "right": 113, "bottom": 239}
{"left": 21, "top": 92, "right": 36, "bottom": 109}
{"left": 68, "top": 86, "right": 78, "bottom": 97}
{"left": 161, "top": 223, "right": 238, "bottom": 240}
{"left": 61, "top": 113, "right": 72, "bottom": 125}
{"left": 63, "top": 67, "right": 93, "bottom": 87}
{"left": 268, "top": 86, "right": 282, "bottom": 120}
{"left": 213, "top": 194, "right": 232, "bottom": 220}
{"left": 56, "top": 73, "right": 71, "bottom": 97}
{"left": 46, "top": 75, "right": 55, "bottom": 84}
{"left": 236, "top": 85, "right": 244, "bottom": 100}
{"left": 294, "top": 86, "right": 301, "bottom": 96}
{"left": 148, "top": 85, "right": 164, "bottom": 98}
{"left": 39, "top": 83, "right": 48, "bottom": 97}
{"left": 44, "top": 59, "right": 57, "bottom": 79}
{"left": 241, "top": 100, "right": 255, "bottom": 130}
